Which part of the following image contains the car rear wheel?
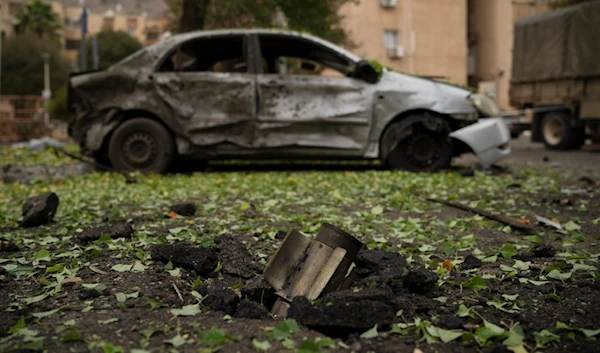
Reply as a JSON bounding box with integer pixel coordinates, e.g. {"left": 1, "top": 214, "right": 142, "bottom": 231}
{"left": 108, "top": 118, "right": 175, "bottom": 173}
{"left": 541, "top": 111, "right": 585, "bottom": 150}
{"left": 381, "top": 115, "right": 453, "bottom": 172}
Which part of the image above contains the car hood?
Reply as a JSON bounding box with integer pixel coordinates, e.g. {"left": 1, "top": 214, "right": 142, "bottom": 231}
{"left": 375, "top": 71, "right": 475, "bottom": 114}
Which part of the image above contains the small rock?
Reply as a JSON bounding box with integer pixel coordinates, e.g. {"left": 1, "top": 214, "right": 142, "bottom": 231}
{"left": 403, "top": 269, "right": 438, "bottom": 294}
{"left": 440, "top": 316, "right": 463, "bottom": 330}
{"left": 356, "top": 249, "right": 407, "bottom": 276}
{"left": 243, "top": 204, "right": 259, "bottom": 218}
{"left": 170, "top": 203, "right": 197, "bottom": 217}
{"left": 79, "top": 289, "right": 101, "bottom": 300}
{"left": 514, "top": 252, "right": 534, "bottom": 262}
{"left": 542, "top": 156, "right": 550, "bottom": 162}
{"left": 78, "top": 222, "right": 134, "bottom": 243}
{"left": 460, "top": 168, "right": 475, "bottom": 177}
{"left": 0, "top": 241, "right": 19, "bottom": 253}
{"left": 461, "top": 255, "right": 483, "bottom": 270}
{"left": 198, "top": 282, "right": 240, "bottom": 315}
{"left": 151, "top": 243, "right": 218, "bottom": 277}
{"left": 275, "top": 230, "right": 287, "bottom": 240}
{"left": 241, "top": 275, "right": 277, "bottom": 308}
{"left": 288, "top": 289, "right": 397, "bottom": 331}
{"left": 21, "top": 192, "right": 59, "bottom": 227}
{"left": 215, "top": 235, "right": 262, "bottom": 279}
{"left": 579, "top": 176, "right": 595, "bottom": 185}
{"left": 234, "top": 300, "right": 269, "bottom": 319}
{"left": 532, "top": 244, "right": 556, "bottom": 258}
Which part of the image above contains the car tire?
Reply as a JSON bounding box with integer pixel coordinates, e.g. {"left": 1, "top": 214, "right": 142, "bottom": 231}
{"left": 381, "top": 115, "right": 453, "bottom": 172}
{"left": 541, "top": 111, "right": 585, "bottom": 150}
{"left": 108, "top": 118, "right": 175, "bottom": 173}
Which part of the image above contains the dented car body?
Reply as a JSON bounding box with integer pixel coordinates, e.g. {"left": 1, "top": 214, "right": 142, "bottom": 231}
{"left": 69, "top": 29, "right": 510, "bottom": 172}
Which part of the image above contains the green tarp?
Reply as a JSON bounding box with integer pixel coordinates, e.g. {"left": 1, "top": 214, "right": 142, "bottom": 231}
{"left": 512, "top": 0, "right": 600, "bottom": 83}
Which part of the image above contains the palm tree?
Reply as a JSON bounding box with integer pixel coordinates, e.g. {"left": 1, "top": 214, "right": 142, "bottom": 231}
{"left": 15, "top": 0, "right": 62, "bottom": 40}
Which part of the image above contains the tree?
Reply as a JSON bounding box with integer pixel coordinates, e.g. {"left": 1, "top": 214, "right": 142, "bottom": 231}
{"left": 548, "top": 0, "right": 594, "bottom": 8}
{"left": 168, "top": 0, "right": 359, "bottom": 46}
{"left": 0, "top": 32, "right": 69, "bottom": 96}
{"left": 83, "top": 30, "right": 143, "bottom": 70}
{"left": 15, "top": 0, "right": 62, "bottom": 40}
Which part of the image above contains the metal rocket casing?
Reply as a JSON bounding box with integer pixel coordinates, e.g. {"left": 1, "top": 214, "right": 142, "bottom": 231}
{"left": 264, "top": 223, "right": 363, "bottom": 317}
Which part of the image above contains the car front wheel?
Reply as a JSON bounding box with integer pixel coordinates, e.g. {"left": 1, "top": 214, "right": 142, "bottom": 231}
{"left": 381, "top": 115, "right": 453, "bottom": 172}
{"left": 108, "top": 118, "right": 175, "bottom": 173}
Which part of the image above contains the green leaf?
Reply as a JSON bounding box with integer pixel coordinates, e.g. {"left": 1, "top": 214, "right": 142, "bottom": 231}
{"left": 564, "top": 220, "right": 581, "bottom": 231}
{"left": 171, "top": 304, "right": 201, "bottom": 316}
{"left": 545, "top": 292, "right": 563, "bottom": 303}
{"left": 115, "top": 292, "right": 127, "bottom": 303}
{"left": 34, "top": 250, "right": 51, "bottom": 262}
{"left": 533, "top": 329, "right": 560, "bottom": 347}
{"left": 97, "top": 318, "right": 118, "bottom": 325}
{"left": 240, "top": 202, "right": 251, "bottom": 210}
{"left": 32, "top": 308, "right": 60, "bottom": 319}
{"left": 24, "top": 292, "right": 49, "bottom": 305}
{"left": 429, "top": 326, "right": 464, "bottom": 343}
{"left": 270, "top": 319, "right": 301, "bottom": 340}
{"left": 360, "top": 324, "right": 379, "bottom": 339}
{"left": 9, "top": 316, "right": 26, "bottom": 333}
{"left": 502, "top": 294, "right": 519, "bottom": 301}
{"left": 46, "top": 264, "right": 64, "bottom": 273}
{"left": 132, "top": 261, "right": 147, "bottom": 272}
{"left": 62, "top": 328, "right": 84, "bottom": 342}
{"left": 111, "top": 264, "right": 133, "bottom": 272}
{"left": 201, "top": 327, "right": 229, "bottom": 347}
{"left": 371, "top": 205, "right": 384, "bottom": 215}
{"left": 547, "top": 269, "right": 572, "bottom": 280}
{"left": 252, "top": 338, "right": 272, "bottom": 351}
{"left": 164, "top": 334, "right": 187, "bottom": 347}
{"left": 500, "top": 244, "right": 517, "bottom": 259}
{"left": 582, "top": 329, "right": 600, "bottom": 338}
{"left": 298, "top": 340, "right": 320, "bottom": 353}
{"left": 457, "top": 304, "right": 474, "bottom": 318}
{"left": 524, "top": 235, "right": 541, "bottom": 244}
{"left": 463, "top": 276, "right": 487, "bottom": 291}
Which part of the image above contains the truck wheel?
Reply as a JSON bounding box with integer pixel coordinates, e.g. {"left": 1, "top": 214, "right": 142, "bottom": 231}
{"left": 108, "top": 118, "right": 175, "bottom": 173}
{"left": 542, "top": 112, "right": 585, "bottom": 150}
{"left": 381, "top": 116, "right": 453, "bottom": 172}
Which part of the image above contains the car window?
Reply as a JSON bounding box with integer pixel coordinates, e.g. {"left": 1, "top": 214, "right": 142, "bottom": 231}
{"left": 159, "top": 35, "right": 247, "bottom": 73}
{"left": 258, "top": 34, "right": 353, "bottom": 78}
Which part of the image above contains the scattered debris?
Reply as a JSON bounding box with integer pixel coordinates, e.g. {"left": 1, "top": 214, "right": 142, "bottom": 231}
{"left": 459, "top": 168, "right": 475, "bottom": 177}
{"left": 0, "top": 241, "right": 19, "bottom": 253}
{"left": 198, "top": 282, "right": 240, "bottom": 315}
{"left": 356, "top": 249, "right": 407, "bottom": 275}
{"left": 11, "top": 137, "right": 64, "bottom": 151}
{"left": 288, "top": 289, "right": 397, "bottom": 333}
{"left": 20, "top": 192, "right": 59, "bottom": 227}
{"left": 461, "top": 254, "right": 483, "bottom": 270}
{"left": 241, "top": 276, "right": 277, "bottom": 308}
{"left": 151, "top": 243, "right": 218, "bottom": 277}
{"left": 427, "top": 198, "right": 534, "bottom": 231}
{"left": 78, "top": 222, "right": 134, "bottom": 243}
{"left": 275, "top": 230, "right": 287, "bottom": 240}
{"left": 535, "top": 215, "right": 563, "bottom": 230}
{"left": 234, "top": 300, "right": 270, "bottom": 320}
{"left": 1, "top": 163, "right": 91, "bottom": 184}
{"left": 265, "top": 224, "right": 363, "bottom": 317}
{"left": 532, "top": 244, "right": 556, "bottom": 258}
{"left": 243, "top": 203, "right": 259, "bottom": 218}
{"left": 561, "top": 188, "right": 587, "bottom": 195}
{"left": 403, "top": 269, "right": 438, "bottom": 294}
{"left": 215, "top": 235, "right": 262, "bottom": 279}
{"left": 578, "top": 176, "right": 595, "bottom": 185}
{"left": 169, "top": 203, "right": 197, "bottom": 217}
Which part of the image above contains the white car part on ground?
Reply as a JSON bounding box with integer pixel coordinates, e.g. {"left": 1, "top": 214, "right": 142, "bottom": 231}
{"left": 450, "top": 117, "right": 511, "bottom": 168}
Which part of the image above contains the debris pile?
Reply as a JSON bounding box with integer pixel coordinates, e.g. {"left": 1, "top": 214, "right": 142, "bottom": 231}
{"left": 20, "top": 192, "right": 59, "bottom": 227}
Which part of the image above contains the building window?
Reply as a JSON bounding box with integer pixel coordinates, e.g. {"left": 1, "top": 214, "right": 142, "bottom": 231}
{"left": 146, "top": 31, "right": 159, "bottom": 41}
{"left": 9, "top": 2, "right": 22, "bottom": 16}
{"left": 384, "top": 29, "right": 399, "bottom": 48}
{"left": 103, "top": 17, "right": 114, "bottom": 30}
{"left": 65, "top": 17, "right": 81, "bottom": 28}
{"left": 127, "top": 18, "right": 138, "bottom": 34}
{"left": 66, "top": 40, "right": 81, "bottom": 50}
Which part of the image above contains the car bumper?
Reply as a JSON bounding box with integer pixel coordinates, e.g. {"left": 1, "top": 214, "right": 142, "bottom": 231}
{"left": 449, "top": 117, "right": 511, "bottom": 168}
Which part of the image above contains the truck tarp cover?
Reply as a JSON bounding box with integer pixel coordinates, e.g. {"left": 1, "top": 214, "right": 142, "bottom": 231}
{"left": 512, "top": 0, "right": 600, "bottom": 83}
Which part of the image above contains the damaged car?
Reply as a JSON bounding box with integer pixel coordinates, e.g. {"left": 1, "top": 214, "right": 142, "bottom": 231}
{"left": 68, "top": 29, "right": 510, "bottom": 173}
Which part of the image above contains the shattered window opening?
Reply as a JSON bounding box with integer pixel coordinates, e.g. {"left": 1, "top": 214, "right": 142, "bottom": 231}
{"left": 159, "top": 35, "right": 248, "bottom": 74}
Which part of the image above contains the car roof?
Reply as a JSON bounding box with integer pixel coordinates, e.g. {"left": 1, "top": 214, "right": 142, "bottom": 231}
{"left": 161, "top": 28, "right": 361, "bottom": 63}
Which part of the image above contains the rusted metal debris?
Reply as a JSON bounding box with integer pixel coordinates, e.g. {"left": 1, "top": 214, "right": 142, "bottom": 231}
{"left": 427, "top": 198, "right": 535, "bottom": 232}
{"left": 264, "top": 223, "right": 363, "bottom": 318}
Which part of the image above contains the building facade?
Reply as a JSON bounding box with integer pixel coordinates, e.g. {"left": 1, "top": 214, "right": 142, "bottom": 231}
{"left": 468, "top": 0, "right": 550, "bottom": 109}
{"left": 339, "top": 0, "right": 469, "bottom": 85}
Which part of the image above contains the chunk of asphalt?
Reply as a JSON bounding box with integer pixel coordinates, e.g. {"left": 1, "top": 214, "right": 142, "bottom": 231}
{"left": 20, "top": 192, "right": 59, "bottom": 227}
{"left": 151, "top": 243, "right": 218, "bottom": 277}
{"left": 356, "top": 249, "right": 407, "bottom": 275}
{"left": 198, "top": 282, "right": 240, "bottom": 315}
{"left": 461, "top": 254, "right": 483, "bottom": 270}
{"left": 215, "top": 235, "right": 262, "bottom": 279}
{"left": 403, "top": 269, "right": 438, "bottom": 294}
{"left": 532, "top": 243, "right": 556, "bottom": 258}
{"left": 288, "top": 289, "right": 397, "bottom": 332}
{"left": 170, "top": 203, "right": 197, "bottom": 217}
{"left": 78, "top": 222, "right": 134, "bottom": 243}
{"left": 241, "top": 275, "right": 276, "bottom": 308}
{"left": 234, "top": 300, "right": 270, "bottom": 319}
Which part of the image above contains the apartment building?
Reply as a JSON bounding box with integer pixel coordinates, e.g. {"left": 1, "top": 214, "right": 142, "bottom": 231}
{"left": 339, "top": 0, "right": 469, "bottom": 85}
{"left": 468, "top": 0, "right": 550, "bottom": 109}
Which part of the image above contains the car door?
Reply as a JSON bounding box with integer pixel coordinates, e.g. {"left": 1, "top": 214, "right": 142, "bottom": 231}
{"left": 253, "top": 34, "right": 375, "bottom": 156}
{"left": 153, "top": 34, "right": 256, "bottom": 148}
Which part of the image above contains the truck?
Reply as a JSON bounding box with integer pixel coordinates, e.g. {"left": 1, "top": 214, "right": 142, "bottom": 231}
{"left": 509, "top": 0, "right": 600, "bottom": 150}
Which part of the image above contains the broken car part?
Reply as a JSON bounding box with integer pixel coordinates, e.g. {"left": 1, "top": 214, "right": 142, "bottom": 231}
{"left": 264, "top": 223, "right": 363, "bottom": 318}
{"left": 428, "top": 198, "right": 534, "bottom": 232}
{"left": 534, "top": 215, "right": 563, "bottom": 230}
{"left": 68, "top": 29, "right": 511, "bottom": 173}
{"left": 448, "top": 118, "right": 511, "bottom": 168}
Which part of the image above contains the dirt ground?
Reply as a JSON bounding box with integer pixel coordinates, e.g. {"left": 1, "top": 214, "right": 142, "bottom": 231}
{"left": 0, "top": 137, "right": 599, "bottom": 353}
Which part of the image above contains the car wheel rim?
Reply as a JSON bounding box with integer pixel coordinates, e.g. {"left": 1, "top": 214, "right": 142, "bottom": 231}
{"left": 543, "top": 115, "right": 565, "bottom": 146}
{"left": 405, "top": 134, "right": 440, "bottom": 168}
{"left": 122, "top": 132, "right": 157, "bottom": 168}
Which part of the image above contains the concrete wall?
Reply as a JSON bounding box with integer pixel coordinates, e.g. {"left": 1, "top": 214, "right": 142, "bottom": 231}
{"left": 340, "top": 0, "right": 468, "bottom": 85}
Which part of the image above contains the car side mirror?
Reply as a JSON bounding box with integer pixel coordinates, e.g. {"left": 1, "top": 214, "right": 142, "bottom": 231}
{"left": 352, "top": 60, "right": 379, "bottom": 84}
